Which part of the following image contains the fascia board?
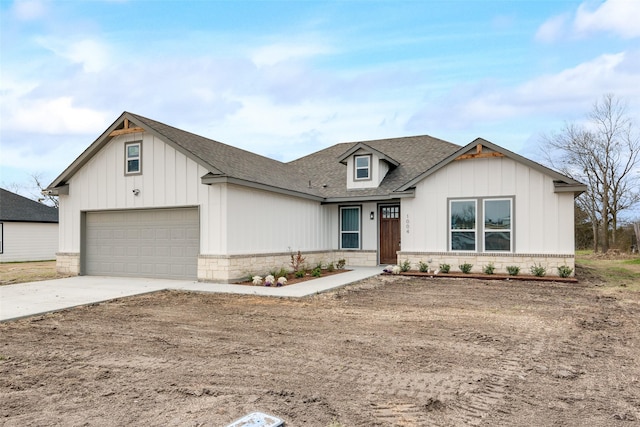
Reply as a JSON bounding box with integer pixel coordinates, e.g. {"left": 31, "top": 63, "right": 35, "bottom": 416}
{"left": 201, "top": 175, "right": 325, "bottom": 202}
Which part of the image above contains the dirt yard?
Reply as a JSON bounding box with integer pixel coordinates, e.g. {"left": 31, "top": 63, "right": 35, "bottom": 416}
{"left": 2, "top": 274, "right": 639, "bottom": 426}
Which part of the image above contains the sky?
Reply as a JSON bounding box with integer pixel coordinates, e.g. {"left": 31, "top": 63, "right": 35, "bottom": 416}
{"left": 1, "top": 0, "right": 639, "bottom": 211}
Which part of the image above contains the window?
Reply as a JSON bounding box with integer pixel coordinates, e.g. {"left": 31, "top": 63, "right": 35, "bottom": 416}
{"left": 449, "top": 197, "right": 513, "bottom": 252}
{"left": 340, "top": 207, "right": 361, "bottom": 249}
{"left": 450, "top": 200, "right": 476, "bottom": 251}
{"left": 125, "top": 141, "right": 142, "bottom": 175}
{"left": 354, "top": 155, "right": 370, "bottom": 180}
{"left": 484, "top": 199, "right": 512, "bottom": 251}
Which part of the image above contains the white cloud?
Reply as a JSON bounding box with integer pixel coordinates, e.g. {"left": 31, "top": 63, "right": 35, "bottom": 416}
{"left": 535, "top": 13, "right": 569, "bottom": 43}
{"left": 536, "top": 0, "right": 640, "bottom": 42}
{"left": 574, "top": 0, "right": 640, "bottom": 38}
{"left": 7, "top": 97, "right": 107, "bottom": 135}
{"left": 11, "top": 0, "right": 47, "bottom": 21}
{"left": 406, "top": 51, "right": 640, "bottom": 133}
{"left": 36, "top": 37, "right": 112, "bottom": 73}
{"left": 250, "top": 41, "right": 333, "bottom": 67}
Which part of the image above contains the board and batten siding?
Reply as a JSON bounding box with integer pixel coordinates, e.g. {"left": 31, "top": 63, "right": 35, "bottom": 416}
{"left": 401, "top": 156, "right": 575, "bottom": 254}
{"left": 0, "top": 222, "right": 58, "bottom": 262}
{"left": 57, "top": 133, "right": 220, "bottom": 255}
{"left": 225, "top": 184, "right": 332, "bottom": 254}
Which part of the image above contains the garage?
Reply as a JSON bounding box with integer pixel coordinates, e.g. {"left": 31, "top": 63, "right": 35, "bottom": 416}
{"left": 84, "top": 208, "right": 199, "bottom": 280}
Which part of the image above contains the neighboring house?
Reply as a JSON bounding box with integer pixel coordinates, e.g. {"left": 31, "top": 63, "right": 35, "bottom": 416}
{"left": 0, "top": 188, "right": 59, "bottom": 262}
{"left": 46, "top": 112, "right": 586, "bottom": 281}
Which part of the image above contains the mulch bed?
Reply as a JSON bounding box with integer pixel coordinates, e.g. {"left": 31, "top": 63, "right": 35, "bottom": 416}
{"left": 389, "top": 271, "right": 579, "bottom": 283}
{"left": 233, "top": 269, "right": 350, "bottom": 286}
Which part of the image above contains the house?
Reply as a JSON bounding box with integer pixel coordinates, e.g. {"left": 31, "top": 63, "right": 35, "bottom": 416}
{"left": 0, "top": 188, "right": 59, "bottom": 262}
{"left": 46, "top": 112, "right": 586, "bottom": 281}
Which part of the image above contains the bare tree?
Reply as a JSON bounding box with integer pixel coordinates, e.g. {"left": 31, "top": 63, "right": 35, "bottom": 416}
{"left": 542, "top": 94, "right": 640, "bottom": 253}
{"left": 1, "top": 173, "right": 58, "bottom": 208}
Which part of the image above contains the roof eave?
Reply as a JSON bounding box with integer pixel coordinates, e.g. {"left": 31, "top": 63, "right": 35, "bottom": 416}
{"left": 201, "top": 175, "right": 325, "bottom": 202}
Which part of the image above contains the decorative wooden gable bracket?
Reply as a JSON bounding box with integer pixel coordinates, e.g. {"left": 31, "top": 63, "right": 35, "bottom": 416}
{"left": 108, "top": 118, "right": 145, "bottom": 137}
{"left": 455, "top": 143, "right": 505, "bottom": 161}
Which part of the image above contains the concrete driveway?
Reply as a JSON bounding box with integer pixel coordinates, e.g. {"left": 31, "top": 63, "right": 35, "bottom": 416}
{"left": 0, "top": 267, "right": 381, "bottom": 322}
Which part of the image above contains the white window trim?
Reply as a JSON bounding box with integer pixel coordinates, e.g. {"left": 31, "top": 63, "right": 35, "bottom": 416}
{"left": 354, "top": 155, "right": 371, "bottom": 181}
{"left": 125, "top": 141, "right": 142, "bottom": 176}
{"left": 449, "top": 199, "right": 477, "bottom": 252}
{"left": 448, "top": 196, "right": 514, "bottom": 253}
{"left": 482, "top": 198, "right": 513, "bottom": 253}
{"left": 340, "top": 206, "right": 361, "bottom": 250}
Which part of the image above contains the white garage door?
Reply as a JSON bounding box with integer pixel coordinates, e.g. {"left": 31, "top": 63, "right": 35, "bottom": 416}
{"left": 85, "top": 208, "right": 199, "bottom": 280}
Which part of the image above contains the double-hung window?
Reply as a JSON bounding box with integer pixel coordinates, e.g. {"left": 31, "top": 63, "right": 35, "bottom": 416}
{"left": 125, "top": 141, "right": 142, "bottom": 175}
{"left": 449, "top": 197, "right": 513, "bottom": 252}
{"left": 340, "top": 206, "right": 361, "bottom": 249}
{"left": 354, "top": 155, "right": 370, "bottom": 180}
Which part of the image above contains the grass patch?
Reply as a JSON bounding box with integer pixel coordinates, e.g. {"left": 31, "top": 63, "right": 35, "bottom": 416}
{"left": 575, "top": 251, "right": 640, "bottom": 291}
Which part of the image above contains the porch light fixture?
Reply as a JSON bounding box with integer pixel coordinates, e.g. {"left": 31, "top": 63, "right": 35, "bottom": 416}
{"left": 370, "top": 211, "right": 375, "bottom": 220}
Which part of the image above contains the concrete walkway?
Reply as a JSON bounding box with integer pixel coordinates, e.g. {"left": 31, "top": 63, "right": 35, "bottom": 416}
{"left": 0, "top": 267, "right": 381, "bottom": 322}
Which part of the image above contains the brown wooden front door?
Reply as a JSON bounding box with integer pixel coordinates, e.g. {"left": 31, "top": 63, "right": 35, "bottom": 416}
{"left": 379, "top": 205, "right": 401, "bottom": 265}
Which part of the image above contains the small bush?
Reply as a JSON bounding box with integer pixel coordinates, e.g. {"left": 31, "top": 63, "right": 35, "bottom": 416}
{"left": 530, "top": 263, "right": 546, "bottom": 277}
{"left": 439, "top": 263, "right": 450, "bottom": 273}
{"left": 483, "top": 263, "right": 495, "bottom": 275}
{"left": 295, "top": 270, "right": 305, "bottom": 278}
{"left": 400, "top": 259, "right": 412, "bottom": 272}
{"left": 506, "top": 265, "right": 520, "bottom": 276}
{"left": 336, "top": 259, "right": 346, "bottom": 269}
{"left": 290, "top": 250, "right": 306, "bottom": 272}
{"left": 326, "top": 262, "right": 335, "bottom": 272}
{"left": 459, "top": 263, "right": 473, "bottom": 274}
{"left": 557, "top": 265, "right": 573, "bottom": 278}
{"left": 418, "top": 261, "right": 429, "bottom": 272}
{"left": 311, "top": 267, "right": 322, "bottom": 277}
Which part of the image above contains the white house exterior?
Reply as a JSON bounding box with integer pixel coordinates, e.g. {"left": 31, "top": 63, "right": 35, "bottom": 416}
{"left": 47, "top": 112, "right": 585, "bottom": 282}
{"left": 0, "top": 188, "right": 59, "bottom": 262}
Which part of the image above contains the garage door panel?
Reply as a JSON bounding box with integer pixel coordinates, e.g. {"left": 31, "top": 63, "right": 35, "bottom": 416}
{"left": 85, "top": 208, "right": 199, "bottom": 280}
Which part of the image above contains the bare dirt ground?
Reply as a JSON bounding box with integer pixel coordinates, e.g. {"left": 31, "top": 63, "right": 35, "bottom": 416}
{"left": 2, "top": 272, "right": 639, "bottom": 426}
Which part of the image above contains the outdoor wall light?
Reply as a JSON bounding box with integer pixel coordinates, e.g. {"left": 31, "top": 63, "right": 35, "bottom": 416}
{"left": 370, "top": 211, "right": 375, "bottom": 220}
{"left": 132, "top": 189, "right": 140, "bottom": 196}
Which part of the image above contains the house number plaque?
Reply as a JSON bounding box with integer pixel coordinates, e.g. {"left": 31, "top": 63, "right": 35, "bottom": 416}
{"left": 405, "top": 214, "right": 410, "bottom": 233}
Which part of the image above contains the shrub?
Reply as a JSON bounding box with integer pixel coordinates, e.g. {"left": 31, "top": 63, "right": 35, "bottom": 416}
{"left": 290, "top": 249, "right": 306, "bottom": 272}
{"left": 459, "top": 263, "right": 473, "bottom": 274}
{"left": 336, "top": 259, "right": 346, "bottom": 269}
{"left": 311, "top": 267, "right": 322, "bottom": 277}
{"left": 326, "top": 262, "right": 335, "bottom": 272}
{"left": 530, "top": 263, "right": 547, "bottom": 277}
{"left": 400, "top": 259, "right": 411, "bottom": 272}
{"left": 439, "top": 263, "right": 451, "bottom": 273}
{"left": 506, "top": 265, "right": 520, "bottom": 276}
{"left": 418, "top": 261, "right": 429, "bottom": 272}
{"left": 295, "top": 270, "right": 305, "bottom": 278}
{"left": 557, "top": 265, "right": 573, "bottom": 278}
{"left": 483, "top": 263, "right": 495, "bottom": 275}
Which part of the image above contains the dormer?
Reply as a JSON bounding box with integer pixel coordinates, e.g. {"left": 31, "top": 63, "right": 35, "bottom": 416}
{"left": 338, "top": 143, "right": 399, "bottom": 189}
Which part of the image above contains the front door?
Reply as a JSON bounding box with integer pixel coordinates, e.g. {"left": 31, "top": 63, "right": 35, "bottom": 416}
{"left": 379, "top": 205, "right": 401, "bottom": 265}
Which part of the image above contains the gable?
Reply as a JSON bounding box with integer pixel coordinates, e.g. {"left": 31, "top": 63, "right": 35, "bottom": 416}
{"left": 397, "top": 138, "right": 587, "bottom": 195}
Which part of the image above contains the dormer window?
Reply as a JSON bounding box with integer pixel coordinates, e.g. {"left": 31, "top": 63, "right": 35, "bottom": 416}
{"left": 354, "top": 155, "right": 371, "bottom": 180}
{"left": 125, "top": 141, "right": 142, "bottom": 175}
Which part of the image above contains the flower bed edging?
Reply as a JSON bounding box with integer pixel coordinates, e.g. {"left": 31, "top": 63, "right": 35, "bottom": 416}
{"left": 384, "top": 271, "right": 578, "bottom": 283}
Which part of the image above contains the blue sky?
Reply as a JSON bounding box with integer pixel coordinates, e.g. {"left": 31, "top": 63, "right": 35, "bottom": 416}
{"left": 1, "top": 0, "right": 639, "bottom": 205}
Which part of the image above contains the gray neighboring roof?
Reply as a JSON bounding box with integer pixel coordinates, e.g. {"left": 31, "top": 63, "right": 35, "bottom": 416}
{"left": 0, "top": 188, "right": 59, "bottom": 223}
{"left": 47, "top": 112, "right": 585, "bottom": 202}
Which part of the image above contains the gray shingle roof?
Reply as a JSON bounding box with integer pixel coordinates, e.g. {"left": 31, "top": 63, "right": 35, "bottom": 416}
{"left": 127, "top": 113, "right": 324, "bottom": 198}
{"left": 289, "top": 135, "right": 461, "bottom": 199}
{"left": 48, "top": 111, "right": 583, "bottom": 202}
{"left": 0, "top": 188, "right": 59, "bottom": 223}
